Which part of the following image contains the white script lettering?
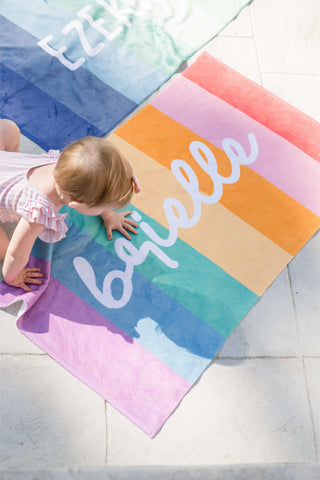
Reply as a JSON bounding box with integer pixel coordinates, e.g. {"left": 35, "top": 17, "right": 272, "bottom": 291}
{"left": 74, "top": 221, "right": 178, "bottom": 309}
{"left": 74, "top": 133, "right": 258, "bottom": 308}
{"left": 94, "top": 0, "right": 144, "bottom": 27}
{"left": 77, "top": 6, "right": 123, "bottom": 41}
{"left": 62, "top": 20, "right": 106, "bottom": 56}
{"left": 37, "top": 35, "right": 85, "bottom": 71}
{"left": 38, "top": 0, "right": 147, "bottom": 70}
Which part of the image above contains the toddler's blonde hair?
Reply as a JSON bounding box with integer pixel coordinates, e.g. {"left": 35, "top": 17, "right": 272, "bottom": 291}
{"left": 54, "top": 136, "right": 134, "bottom": 208}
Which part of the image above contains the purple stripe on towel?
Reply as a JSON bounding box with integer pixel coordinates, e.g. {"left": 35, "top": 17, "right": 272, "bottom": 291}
{"left": 16, "top": 275, "right": 192, "bottom": 437}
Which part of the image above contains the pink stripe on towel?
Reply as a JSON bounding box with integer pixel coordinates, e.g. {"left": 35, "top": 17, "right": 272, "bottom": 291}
{"left": 151, "top": 75, "right": 320, "bottom": 217}
{"left": 16, "top": 275, "right": 192, "bottom": 437}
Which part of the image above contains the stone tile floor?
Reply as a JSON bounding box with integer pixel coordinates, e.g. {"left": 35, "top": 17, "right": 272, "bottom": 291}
{"left": 1, "top": 0, "right": 320, "bottom": 477}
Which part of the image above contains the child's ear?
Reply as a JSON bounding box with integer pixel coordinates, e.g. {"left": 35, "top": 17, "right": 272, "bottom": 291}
{"left": 68, "top": 200, "right": 82, "bottom": 209}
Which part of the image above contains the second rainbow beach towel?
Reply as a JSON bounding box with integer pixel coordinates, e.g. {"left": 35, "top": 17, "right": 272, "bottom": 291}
{"left": 0, "top": 0, "right": 251, "bottom": 150}
{"left": 1, "top": 53, "right": 320, "bottom": 437}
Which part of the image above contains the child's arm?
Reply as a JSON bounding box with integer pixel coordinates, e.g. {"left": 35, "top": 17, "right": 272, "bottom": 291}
{"left": 2, "top": 218, "right": 44, "bottom": 292}
{"left": 101, "top": 209, "right": 138, "bottom": 241}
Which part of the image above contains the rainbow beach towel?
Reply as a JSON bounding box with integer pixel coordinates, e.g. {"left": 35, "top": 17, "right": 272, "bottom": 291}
{"left": 0, "top": 0, "right": 250, "bottom": 151}
{"left": 1, "top": 53, "right": 320, "bottom": 437}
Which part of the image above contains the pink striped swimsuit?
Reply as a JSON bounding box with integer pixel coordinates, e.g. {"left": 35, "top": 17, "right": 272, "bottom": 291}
{"left": 0, "top": 150, "right": 68, "bottom": 243}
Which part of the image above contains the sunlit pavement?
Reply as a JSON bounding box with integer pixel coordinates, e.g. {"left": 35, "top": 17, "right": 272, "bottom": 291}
{"left": 1, "top": 1, "right": 319, "bottom": 478}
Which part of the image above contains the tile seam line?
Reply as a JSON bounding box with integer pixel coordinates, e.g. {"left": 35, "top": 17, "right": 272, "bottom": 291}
{"left": 248, "top": 4, "right": 263, "bottom": 86}
{"left": 105, "top": 401, "right": 109, "bottom": 466}
{"left": 261, "top": 72, "right": 320, "bottom": 78}
{"left": 2, "top": 353, "right": 319, "bottom": 359}
{"left": 217, "top": 34, "right": 252, "bottom": 39}
{"left": 0, "top": 352, "right": 47, "bottom": 356}
{"left": 216, "top": 356, "right": 302, "bottom": 360}
{"left": 0, "top": 463, "right": 319, "bottom": 471}
{"left": 287, "top": 261, "right": 318, "bottom": 461}
{"left": 287, "top": 264, "right": 302, "bottom": 357}
{"left": 302, "top": 357, "right": 319, "bottom": 462}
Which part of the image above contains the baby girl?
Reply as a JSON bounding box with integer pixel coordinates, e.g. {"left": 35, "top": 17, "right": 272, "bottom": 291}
{"left": 0, "top": 119, "right": 140, "bottom": 292}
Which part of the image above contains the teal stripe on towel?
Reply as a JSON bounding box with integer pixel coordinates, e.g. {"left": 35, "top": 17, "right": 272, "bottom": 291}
{"left": 62, "top": 206, "right": 259, "bottom": 338}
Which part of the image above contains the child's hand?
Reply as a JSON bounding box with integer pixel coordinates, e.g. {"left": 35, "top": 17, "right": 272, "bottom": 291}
{"left": 102, "top": 211, "right": 138, "bottom": 240}
{"left": 5, "top": 267, "right": 43, "bottom": 292}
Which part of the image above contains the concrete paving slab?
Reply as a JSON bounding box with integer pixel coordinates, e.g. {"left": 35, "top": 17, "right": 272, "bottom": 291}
{"left": 0, "top": 0, "right": 319, "bottom": 472}
{"left": 19, "top": 136, "right": 45, "bottom": 155}
{"left": 195, "top": 36, "right": 261, "bottom": 83}
{"left": 0, "top": 355, "right": 107, "bottom": 469}
{"left": 0, "top": 305, "right": 42, "bottom": 354}
{"left": 1, "top": 464, "right": 320, "bottom": 480}
{"left": 288, "top": 231, "right": 320, "bottom": 357}
{"left": 304, "top": 358, "right": 320, "bottom": 462}
{"left": 218, "top": 268, "right": 299, "bottom": 358}
{"left": 219, "top": 4, "right": 253, "bottom": 37}
{"left": 251, "top": 0, "right": 320, "bottom": 75}
{"left": 107, "top": 358, "right": 315, "bottom": 465}
{"left": 262, "top": 73, "right": 320, "bottom": 123}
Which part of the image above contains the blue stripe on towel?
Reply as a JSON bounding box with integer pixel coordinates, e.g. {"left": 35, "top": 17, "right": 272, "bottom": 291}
{"left": 0, "top": 1, "right": 169, "bottom": 103}
{"left": 32, "top": 221, "right": 225, "bottom": 383}
{"left": 0, "top": 63, "right": 104, "bottom": 150}
{"left": 0, "top": 15, "right": 137, "bottom": 133}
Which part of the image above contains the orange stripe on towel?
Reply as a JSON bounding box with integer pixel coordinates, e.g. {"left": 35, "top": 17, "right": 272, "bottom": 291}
{"left": 110, "top": 134, "right": 293, "bottom": 296}
{"left": 115, "top": 105, "right": 320, "bottom": 256}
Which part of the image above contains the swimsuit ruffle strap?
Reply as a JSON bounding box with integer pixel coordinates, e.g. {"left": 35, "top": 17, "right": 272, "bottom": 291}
{"left": 16, "top": 198, "right": 68, "bottom": 243}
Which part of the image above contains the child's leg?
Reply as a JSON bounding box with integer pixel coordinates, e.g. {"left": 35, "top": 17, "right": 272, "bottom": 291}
{"left": 0, "top": 225, "right": 9, "bottom": 260}
{"left": 0, "top": 119, "right": 20, "bottom": 152}
{"left": 0, "top": 120, "right": 20, "bottom": 260}
{"left": 0, "top": 120, "right": 20, "bottom": 259}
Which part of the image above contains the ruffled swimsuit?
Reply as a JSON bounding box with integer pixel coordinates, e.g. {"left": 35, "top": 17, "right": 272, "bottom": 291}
{"left": 0, "top": 149, "right": 68, "bottom": 243}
